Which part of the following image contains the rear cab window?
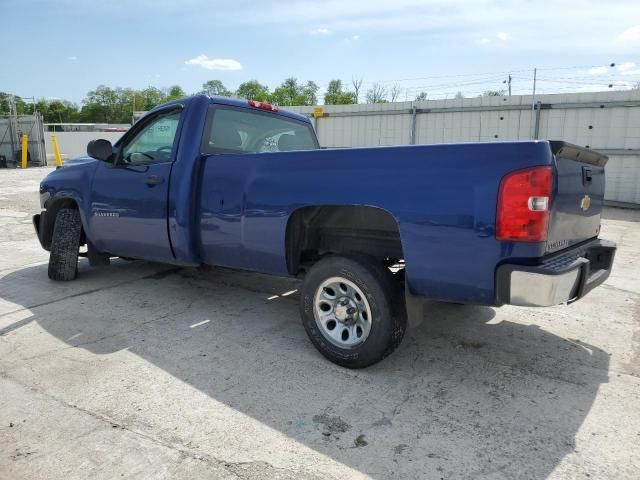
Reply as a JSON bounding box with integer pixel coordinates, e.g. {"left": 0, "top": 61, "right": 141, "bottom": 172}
{"left": 201, "top": 105, "right": 319, "bottom": 155}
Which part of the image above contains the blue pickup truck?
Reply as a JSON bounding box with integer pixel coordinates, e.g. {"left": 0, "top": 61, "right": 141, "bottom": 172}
{"left": 34, "top": 95, "right": 616, "bottom": 367}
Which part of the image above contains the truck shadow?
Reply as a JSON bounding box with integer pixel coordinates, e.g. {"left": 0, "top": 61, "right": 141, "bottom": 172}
{"left": 0, "top": 261, "right": 609, "bottom": 479}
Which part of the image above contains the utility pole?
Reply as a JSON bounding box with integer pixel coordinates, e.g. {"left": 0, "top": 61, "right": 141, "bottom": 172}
{"left": 8, "top": 95, "right": 18, "bottom": 154}
{"left": 503, "top": 74, "right": 512, "bottom": 96}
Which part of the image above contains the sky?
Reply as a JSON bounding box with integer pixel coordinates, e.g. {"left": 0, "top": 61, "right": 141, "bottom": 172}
{"left": 1, "top": 0, "right": 640, "bottom": 104}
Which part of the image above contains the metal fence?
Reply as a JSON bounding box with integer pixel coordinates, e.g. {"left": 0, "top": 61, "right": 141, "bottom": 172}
{"left": 288, "top": 90, "right": 640, "bottom": 206}
{"left": 0, "top": 114, "right": 47, "bottom": 167}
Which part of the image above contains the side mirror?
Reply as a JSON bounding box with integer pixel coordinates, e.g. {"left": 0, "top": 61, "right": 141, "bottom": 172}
{"left": 87, "top": 139, "right": 114, "bottom": 162}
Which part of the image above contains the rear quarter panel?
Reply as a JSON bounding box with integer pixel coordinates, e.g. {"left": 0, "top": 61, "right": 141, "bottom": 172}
{"left": 198, "top": 141, "right": 554, "bottom": 305}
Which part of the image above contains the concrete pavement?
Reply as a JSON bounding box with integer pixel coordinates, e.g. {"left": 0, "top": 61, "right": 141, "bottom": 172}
{"left": 1, "top": 167, "right": 639, "bottom": 479}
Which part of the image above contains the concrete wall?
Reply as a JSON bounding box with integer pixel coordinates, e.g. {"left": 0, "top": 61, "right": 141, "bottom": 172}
{"left": 44, "top": 131, "right": 125, "bottom": 161}
{"left": 289, "top": 90, "right": 640, "bottom": 205}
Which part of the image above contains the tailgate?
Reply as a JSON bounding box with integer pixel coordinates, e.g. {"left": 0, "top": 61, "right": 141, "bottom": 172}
{"left": 545, "top": 141, "right": 607, "bottom": 254}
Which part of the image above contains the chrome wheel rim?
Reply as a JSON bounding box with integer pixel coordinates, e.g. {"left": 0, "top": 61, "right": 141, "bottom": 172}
{"left": 313, "top": 276, "right": 372, "bottom": 348}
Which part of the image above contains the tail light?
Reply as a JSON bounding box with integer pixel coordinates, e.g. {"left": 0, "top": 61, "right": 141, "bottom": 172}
{"left": 248, "top": 99, "right": 279, "bottom": 112}
{"left": 496, "top": 165, "right": 553, "bottom": 242}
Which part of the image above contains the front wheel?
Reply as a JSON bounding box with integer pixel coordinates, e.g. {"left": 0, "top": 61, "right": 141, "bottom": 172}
{"left": 300, "top": 255, "right": 407, "bottom": 368}
{"left": 48, "top": 208, "right": 81, "bottom": 281}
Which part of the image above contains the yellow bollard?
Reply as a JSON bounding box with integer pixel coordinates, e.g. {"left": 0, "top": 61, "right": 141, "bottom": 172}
{"left": 51, "top": 134, "right": 63, "bottom": 167}
{"left": 21, "top": 134, "right": 28, "bottom": 169}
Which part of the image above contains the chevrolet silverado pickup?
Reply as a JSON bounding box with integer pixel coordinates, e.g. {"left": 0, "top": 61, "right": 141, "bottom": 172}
{"left": 33, "top": 95, "right": 616, "bottom": 367}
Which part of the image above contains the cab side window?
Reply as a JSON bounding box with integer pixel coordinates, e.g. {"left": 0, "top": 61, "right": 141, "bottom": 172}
{"left": 201, "top": 106, "right": 318, "bottom": 154}
{"left": 121, "top": 109, "right": 181, "bottom": 164}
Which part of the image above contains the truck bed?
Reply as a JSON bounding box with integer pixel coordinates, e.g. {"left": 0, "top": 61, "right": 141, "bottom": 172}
{"left": 196, "top": 140, "right": 602, "bottom": 305}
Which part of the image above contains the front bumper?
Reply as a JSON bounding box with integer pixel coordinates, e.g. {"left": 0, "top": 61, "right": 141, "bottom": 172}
{"left": 496, "top": 238, "right": 616, "bottom": 307}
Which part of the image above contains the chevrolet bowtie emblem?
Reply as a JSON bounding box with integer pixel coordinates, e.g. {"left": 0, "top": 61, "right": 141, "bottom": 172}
{"left": 580, "top": 194, "right": 591, "bottom": 212}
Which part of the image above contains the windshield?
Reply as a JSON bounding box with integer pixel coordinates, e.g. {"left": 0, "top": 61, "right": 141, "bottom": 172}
{"left": 201, "top": 105, "right": 318, "bottom": 154}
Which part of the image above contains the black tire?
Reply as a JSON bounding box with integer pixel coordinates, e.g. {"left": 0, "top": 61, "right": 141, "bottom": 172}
{"left": 300, "top": 255, "right": 407, "bottom": 368}
{"left": 48, "top": 208, "right": 82, "bottom": 281}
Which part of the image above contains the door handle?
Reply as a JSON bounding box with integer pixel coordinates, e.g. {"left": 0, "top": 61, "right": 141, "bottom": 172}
{"left": 144, "top": 175, "right": 165, "bottom": 186}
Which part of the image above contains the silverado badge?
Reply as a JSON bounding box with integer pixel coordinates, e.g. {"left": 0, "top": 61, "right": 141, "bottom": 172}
{"left": 580, "top": 194, "right": 591, "bottom": 212}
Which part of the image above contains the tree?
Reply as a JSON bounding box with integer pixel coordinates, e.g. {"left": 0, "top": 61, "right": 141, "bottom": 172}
{"left": 365, "top": 83, "right": 388, "bottom": 103}
{"left": 633, "top": 81, "right": 640, "bottom": 90}
{"left": 454, "top": 91, "right": 465, "bottom": 99}
{"left": 415, "top": 91, "right": 428, "bottom": 101}
{"left": 137, "top": 87, "right": 166, "bottom": 111}
{"left": 115, "top": 88, "right": 136, "bottom": 121}
{"left": 270, "top": 78, "right": 318, "bottom": 106}
{"left": 351, "top": 77, "right": 363, "bottom": 103}
{"left": 0, "top": 92, "right": 28, "bottom": 115}
{"left": 201, "top": 80, "right": 231, "bottom": 97}
{"left": 482, "top": 90, "right": 506, "bottom": 97}
{"left": 79, "top": 85, "right": 121, "bottom": 123}
{"left": 236, "top": 80, "right": 270, "bottom": 101}
{"left": 166, "top": 85, "right": 186, "bottom": 101}
{"left": 270, "top": 78, "right": 298, "bottom": 105}
{"left": 303, "top": 81, "right": 319, "bottom": 105}
{"left": 390, "top": 84, "right": 402, "bottom": 102}
{"left": 35, "top": 99, "right": 80, "bottom": 123}
{"left": 78, "top": 85, "right": 167, "bottom": 123}
{"left": 0, "top": 92, "right": 10, "bottom": 113}
{"left": 324, "top": 80, "right": 357, "bottom": 105}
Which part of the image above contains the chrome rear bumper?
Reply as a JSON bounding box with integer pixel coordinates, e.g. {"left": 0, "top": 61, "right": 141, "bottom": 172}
{"left": 496, "top": 239, "right": 616, "bottom": 307}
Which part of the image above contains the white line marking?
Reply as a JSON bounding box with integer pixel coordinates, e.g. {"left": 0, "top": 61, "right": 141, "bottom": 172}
{"left": 189, "top": 320, "right": 211, "bottom": 329}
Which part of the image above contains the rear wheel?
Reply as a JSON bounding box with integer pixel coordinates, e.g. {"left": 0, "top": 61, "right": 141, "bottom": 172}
{"left": 48, "top": 208, "right": 81, "bottom": 281}
{"left": 300, "top": 255, "right": 407, "bottom": 368}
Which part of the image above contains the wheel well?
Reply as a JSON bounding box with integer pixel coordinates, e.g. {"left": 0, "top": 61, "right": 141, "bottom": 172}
{"left": 41, "top": 198, "right": 84, "bottom": 250}
{"left": 285, "top": 205, "right": 403, "bottom": 275}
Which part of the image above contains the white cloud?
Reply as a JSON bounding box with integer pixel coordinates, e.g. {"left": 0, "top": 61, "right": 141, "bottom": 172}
{"left": 575, "top": 84, "right": 612, "bottom": 93}
{"left": 479, "top": 37, "right": 490, "bottom": 45}
{"left": 203, "top": 0, "right": 640, "bottom": 57}
{"left": 68, "top": 56, "right": 78, "bottom": 61}
{"left": 618, "top": 61, "right": 636, "bottom": 71}
{"left": 116, "top": 1, "right": 640, "bottom": 57}
{"left": 588, "top": 66, "right": 609, "bottom": 74}
{"left": 610, "top": 62, "right": 640, "bottom": 75}
{"left": 576, "top": 80, "right": 634, "bottom": 92}
{"left": 310, "top": 27, "right": 331, "bottom": 35}
{"left": 184, "top": 55, "right": 242, "bottom": 71}
{"left": 352, "top": 34, "right": 360, "bottom": 40}
{"left": 618, "top": 25, "right": 640, "bottom": 42}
